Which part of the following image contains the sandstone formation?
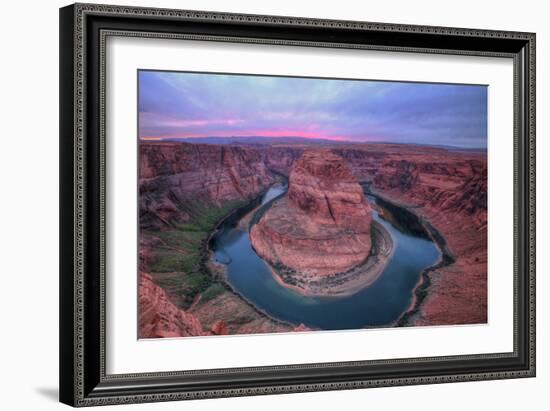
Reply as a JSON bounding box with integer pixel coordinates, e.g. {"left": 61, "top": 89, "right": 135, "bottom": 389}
{"left": 210, "top": 320, "right": 229, "bottom": 336}
{"left": 250, "top": 150, "right": 373, "bottom": 278}
{"left": 139, "top": 272, "right": 233, "bottom": 338}
{"left": 140, "top": 142, "right": 274, "bottom": 229}
{"left": 260, "top": 145, "right": 304, "bottom": 175}
{"left": 139, "top": 272, "right": 208, "bottom": 338}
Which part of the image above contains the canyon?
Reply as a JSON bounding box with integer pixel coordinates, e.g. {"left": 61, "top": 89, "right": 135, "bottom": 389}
{"left": 340, "top": 144, "right": 487, "bottom": 326}
{"left": 258, "top": 143, "right": 487, "bottom": 325}
{"left": 139, "top": 139, "right": 488, "bottom": 337}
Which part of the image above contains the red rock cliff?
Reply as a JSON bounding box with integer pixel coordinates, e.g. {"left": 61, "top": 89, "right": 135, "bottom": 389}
{"left": 287, "top": 150, "right": 372, "bottom": 232}
{"left": 139, "top": 272, "right": 207, "bottom": 338}
{"left": 139, "top": 142, "right": 274, "bottom": 229}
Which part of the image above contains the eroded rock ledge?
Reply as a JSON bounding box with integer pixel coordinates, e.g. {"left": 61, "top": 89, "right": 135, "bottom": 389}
{"left": 139, "top": 272, "right": 216, "bottom": 338}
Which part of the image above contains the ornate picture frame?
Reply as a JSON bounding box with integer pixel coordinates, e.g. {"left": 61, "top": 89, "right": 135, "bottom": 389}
{"left": 59, "top": 3, "right": 535, "bottom": 407}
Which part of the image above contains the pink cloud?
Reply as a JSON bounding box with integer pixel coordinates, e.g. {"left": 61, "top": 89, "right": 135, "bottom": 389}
{"left": 142, "top": 128, "right": 348, "bottom": 141}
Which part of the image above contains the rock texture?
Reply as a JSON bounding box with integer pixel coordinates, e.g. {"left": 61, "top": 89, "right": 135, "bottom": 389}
{"left": 260, "top": 145, "right": 304, "bottom": 175}
{"left": 189, "top": 290, "right": 311, "bottom": 335}
{"left": 140, "top": 142, "right": 274, "bottom": 229}
{"left": 250, "top": 150, "right": 373, "bottom": 277}
{"left": 139, "top": 272, "right": 232, "bottom": 338}
{"left": 139, "top": 272, "right": 208, "bottom": 338}
{"left": 287, "top": 151, "right": 372, "bottom": 233}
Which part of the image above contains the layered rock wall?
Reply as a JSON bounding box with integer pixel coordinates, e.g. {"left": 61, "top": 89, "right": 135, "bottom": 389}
{"left": 140, "top": 142, "right": 274, "bottom": 229}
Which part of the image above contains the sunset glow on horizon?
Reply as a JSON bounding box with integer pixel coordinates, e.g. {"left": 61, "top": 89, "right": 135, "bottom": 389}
{"left": 139, "top": 70, "right": 488, "bottom": 148}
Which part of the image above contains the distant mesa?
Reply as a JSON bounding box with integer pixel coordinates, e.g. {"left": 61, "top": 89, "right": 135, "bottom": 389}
{"left": 250, "top": 150, "right": 373, "bottom": 278}
{"left": 154, "top": 135, "right": 342, "bottom": 146}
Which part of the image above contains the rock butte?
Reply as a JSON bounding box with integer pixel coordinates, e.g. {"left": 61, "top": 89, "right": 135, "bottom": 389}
{"left": 250, "top": 150, "right": 373, "bottom": 277}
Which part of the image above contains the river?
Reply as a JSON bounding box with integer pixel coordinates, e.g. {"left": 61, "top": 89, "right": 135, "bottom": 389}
{"left": 210, "top": 185, "right": 440, "bottom": 330}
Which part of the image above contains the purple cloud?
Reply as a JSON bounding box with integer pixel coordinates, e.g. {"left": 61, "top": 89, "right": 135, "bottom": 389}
{"left": 139, "top": 70, "right": 487, "bottom": 148}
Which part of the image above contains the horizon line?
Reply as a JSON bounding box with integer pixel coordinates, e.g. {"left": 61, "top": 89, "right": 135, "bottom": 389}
{"left": 139, "top": 135, "right": 487, "bottom": 150}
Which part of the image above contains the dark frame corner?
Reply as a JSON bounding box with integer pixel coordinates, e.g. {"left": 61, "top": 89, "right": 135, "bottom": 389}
{"left": 60, "top": 2, "right": 535, "bottom": 407}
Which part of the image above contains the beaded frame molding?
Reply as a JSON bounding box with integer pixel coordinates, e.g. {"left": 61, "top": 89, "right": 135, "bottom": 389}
{"left": 59, "top": 3, "right": 536, "bottom": 407}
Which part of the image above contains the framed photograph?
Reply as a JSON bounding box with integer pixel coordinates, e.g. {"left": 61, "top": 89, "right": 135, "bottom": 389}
{"left": 59, "top": 3, "right": 536, "bottom": 407}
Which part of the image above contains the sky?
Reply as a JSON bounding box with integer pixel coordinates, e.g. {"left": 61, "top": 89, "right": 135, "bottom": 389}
{"left": 138, "top": 70, "right": 488, "bottom": 148}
